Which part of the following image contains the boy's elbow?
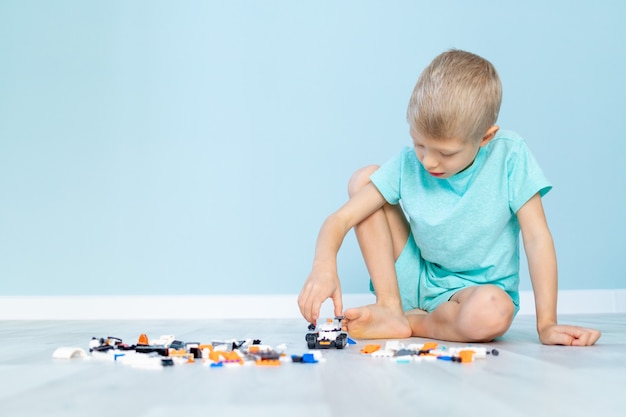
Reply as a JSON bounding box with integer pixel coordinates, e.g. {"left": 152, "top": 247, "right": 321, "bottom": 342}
{"left": 348, "top": 165, "right": 379, "bottom": 197}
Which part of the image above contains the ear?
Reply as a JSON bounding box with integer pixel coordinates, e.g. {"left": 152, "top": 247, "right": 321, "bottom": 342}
{"left": 479, "top": 125, "right": 499, "bottom": 147}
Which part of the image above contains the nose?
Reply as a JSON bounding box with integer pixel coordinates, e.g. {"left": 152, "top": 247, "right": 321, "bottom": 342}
{"left": 422, "top": 151, "right": 439, "bottom": 170}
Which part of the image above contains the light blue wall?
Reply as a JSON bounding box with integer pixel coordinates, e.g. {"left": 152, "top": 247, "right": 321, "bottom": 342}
{"left": 1, "top": 0, "right": 625, "bottom": 296}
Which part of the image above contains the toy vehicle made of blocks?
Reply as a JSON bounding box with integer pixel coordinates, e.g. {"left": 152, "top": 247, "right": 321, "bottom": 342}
{"left": 305, "top": 316, "right": 348, "bottom": 349}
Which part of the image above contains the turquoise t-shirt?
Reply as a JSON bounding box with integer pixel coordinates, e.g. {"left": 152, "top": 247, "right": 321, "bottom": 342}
{"left": 369, "top": 130, "right": 552, "bottom": 312}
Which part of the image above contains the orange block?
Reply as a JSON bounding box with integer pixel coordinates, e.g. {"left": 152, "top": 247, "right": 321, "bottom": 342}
{"left": 256, "top": 359, "right": 281, "bottom": 366}
{"left": 208, "top": 350, "right": 222, "bottom": 362}
{"left": 422, "top": 342, "right": 438, "bottom": 351}
{"left": 137, "top": 334, "right": 149, "bottom": 345}
{"left": 360, "top": 344, "right": 381, "bottom": 354}
{"left": 208, "top": 350, "right": 243, "bottom": 364}
{"left": 222, "top": 351, "right": 242, "bottom": 363}
{"left": 458, "top": 350, "right": 475, "bottom": 363}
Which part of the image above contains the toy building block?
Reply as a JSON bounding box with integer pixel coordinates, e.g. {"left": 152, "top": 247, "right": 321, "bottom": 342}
{"left": 52, "top": 347, "right": 87, "bottom": 359}
{"left": 395, "top": 356, "right": 412, "bottom": 364}
{"left": 301, "top": 353, "right": 317, "bottom": 363}
{"left": 421, "top": 341, "right": 438, "bottom": 351}
{"left": 384, "top": 340, "right": 402, "bottom": 351}
{"left": 152, "top": 335, "right": 175, "bottom": 346}
{"left": 458, "top": 350, "right": 475, "bottom": 363}
{"left": 134, "top": 345, "right": 168, "bottom": 356}
{"left": 395, "top": 348, "right": 415, "bottom": 357}
{"left": 291, "top": 351, "right": 322, "bottom": 364}
{"left": 168, "top": 348, "right": 195, "bottom": 363}
{"left": 118, "top": 352, "right": 172, "bottom": 369}
{"left": 242, "top": 344, "right": 283, "bottom": 366}
{"left": 305, "top": 316, "right": 348, "bottom": 349}
{"left": 89, "top": 336, "right": 124, "bottom": 352}
{"left": 255, "top": 359, "right": 281, "bottom": 366}
{"left": 360, "top": 344, "right": 382, "bottom": 354}
{"left": 161, "top": 358, "right": 175, "bottom": 366}
{"left": 446, "top": 346, "right": 499, "bottom": 360}
{"left": 371, "top": 349, "right": 395, "bottom": 358}
{"left": 207, "top": 350, "right": 243, "bottom": 365}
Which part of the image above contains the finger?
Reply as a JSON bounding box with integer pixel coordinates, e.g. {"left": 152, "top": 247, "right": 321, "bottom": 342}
{"left": 332, "top": 289, "right": 343, "bottom": 318}
{"left": 306, "top": 295, "right": 322, "bottom": 325}
{"left": 543, "top": 330, "right": 573, "bottom": 346}
{"left": 588, "top": 329, "right": 602, "bottom": 345}
{"left": 565, "top": 327, "right": 589, "bottom": 346}
{"left": 297, "top": 287, "right": 313, "bottom": 322}
{"left": 557, "top": 326, "right": 599, "bottom": 346}
{"left": 569, "top": 331, "right": 588, "bottom": 346}
{"left": 571, "top": 328, "right": 602, "bottom": 346}
{"left": 298, "top": 285, "right": 319, "bottom": 325}
{"left": 297, "top": 292, "right": 307, "bottom": 318}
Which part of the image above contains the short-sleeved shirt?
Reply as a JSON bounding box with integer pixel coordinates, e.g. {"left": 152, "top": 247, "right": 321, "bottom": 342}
{"left": 369, "top": 130, "right": 552, "bottom": 312}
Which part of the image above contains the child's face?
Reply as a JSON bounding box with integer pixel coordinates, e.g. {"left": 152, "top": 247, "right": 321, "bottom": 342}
{"left": 410, "top": 129, "right": 485, "bottom": 179}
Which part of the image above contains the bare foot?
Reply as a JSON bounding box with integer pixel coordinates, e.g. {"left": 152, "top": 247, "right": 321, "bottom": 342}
{"left": 343, "top": 304, "right": 412, "bottom": 339}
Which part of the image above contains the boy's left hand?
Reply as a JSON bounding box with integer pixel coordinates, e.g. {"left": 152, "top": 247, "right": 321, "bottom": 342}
{"left": 539, "top": 324, "right": 601, "bottom": 346}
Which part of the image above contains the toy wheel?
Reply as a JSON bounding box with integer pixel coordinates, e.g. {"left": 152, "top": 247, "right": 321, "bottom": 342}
{"left": 305, "top": 333, "right": 317, "bottom": 349}
{"left": 335, "top": 334, "right": 347, "bottom": 349}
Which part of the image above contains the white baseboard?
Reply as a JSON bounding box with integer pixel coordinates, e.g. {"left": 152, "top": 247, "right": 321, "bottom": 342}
{"left": 1, "top": 290, "right": 625, "bottom": 320}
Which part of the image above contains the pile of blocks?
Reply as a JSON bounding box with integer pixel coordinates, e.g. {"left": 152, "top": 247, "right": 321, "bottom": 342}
{"left": 360, "top": 340, "right": 499, "bottom": 363}
{"left": 52, "top": 334, "right": 306, "bottom": 369}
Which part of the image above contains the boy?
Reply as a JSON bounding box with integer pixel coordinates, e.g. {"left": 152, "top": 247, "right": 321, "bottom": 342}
{"left": 298, "top": 50, "right": 600, "bottom": 345}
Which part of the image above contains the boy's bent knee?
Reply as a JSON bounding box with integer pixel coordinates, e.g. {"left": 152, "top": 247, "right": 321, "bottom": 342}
{"left": 348, "top": 165, "right": 380, "bottom": 197}
{"left": 458, "top": 285, "right": 515, "bottom": 342}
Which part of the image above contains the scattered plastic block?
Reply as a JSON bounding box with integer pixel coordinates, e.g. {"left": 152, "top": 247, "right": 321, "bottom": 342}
{"left": 52, "top": 347, "right": 87, "bottom": 359}
{"left": 370, "top": 349, "right": 394, "bottom": 358}
{"left": 384, "top": 340, "right": 402, "bottom": 352}
{"left": 301, "top": 353, "right": 318, "bottom": 363}
{"left": 360, "top": 344, "right": 381, "bottom": 354}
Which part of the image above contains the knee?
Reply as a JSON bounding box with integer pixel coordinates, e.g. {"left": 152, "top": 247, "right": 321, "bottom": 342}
{"left": 348, "top": 165, "right": 380, "bottom": 197}
{"left": 463, "top": 285, "right": 515, "bottom": 342}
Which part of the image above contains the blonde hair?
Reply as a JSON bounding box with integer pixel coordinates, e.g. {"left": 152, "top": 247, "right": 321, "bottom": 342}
{"left": 407, "top": 49, "right": 502, "bottom": 142}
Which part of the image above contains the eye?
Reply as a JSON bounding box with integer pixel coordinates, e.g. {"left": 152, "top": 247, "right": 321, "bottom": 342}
{"left": 440, "top": 152, "right": 455, "bottom": 158}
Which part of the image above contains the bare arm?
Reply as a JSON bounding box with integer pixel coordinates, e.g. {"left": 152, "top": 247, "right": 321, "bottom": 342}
{"left": 298, "top": 182, "right": 387, "bottom": 324}
{"left": 518, "top": 193, "right": 601, "bottom": 345}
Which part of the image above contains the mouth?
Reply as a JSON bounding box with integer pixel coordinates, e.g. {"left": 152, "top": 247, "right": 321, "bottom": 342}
{"left": 429, "top": 172, "right": 444, "bottom": 177}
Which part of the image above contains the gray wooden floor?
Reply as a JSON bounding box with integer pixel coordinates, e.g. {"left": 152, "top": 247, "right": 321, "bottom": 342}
{"left": 1, "top": 314, "right": 624, "bottom": 417}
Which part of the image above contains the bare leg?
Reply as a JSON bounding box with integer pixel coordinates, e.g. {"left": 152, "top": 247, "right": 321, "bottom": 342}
{"left": 342, "top": 166, "right": 412, "bottom": 339}
{"left": 406, "top": 285, "right": 516, "bottom": 342}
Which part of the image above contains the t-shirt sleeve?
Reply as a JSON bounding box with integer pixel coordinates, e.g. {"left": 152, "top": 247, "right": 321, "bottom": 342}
{"left": 369, "top": 148, "right": 409, "bottom": 205}
{"left": 508, "top": 140, "right": 552, "bottom": 213}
